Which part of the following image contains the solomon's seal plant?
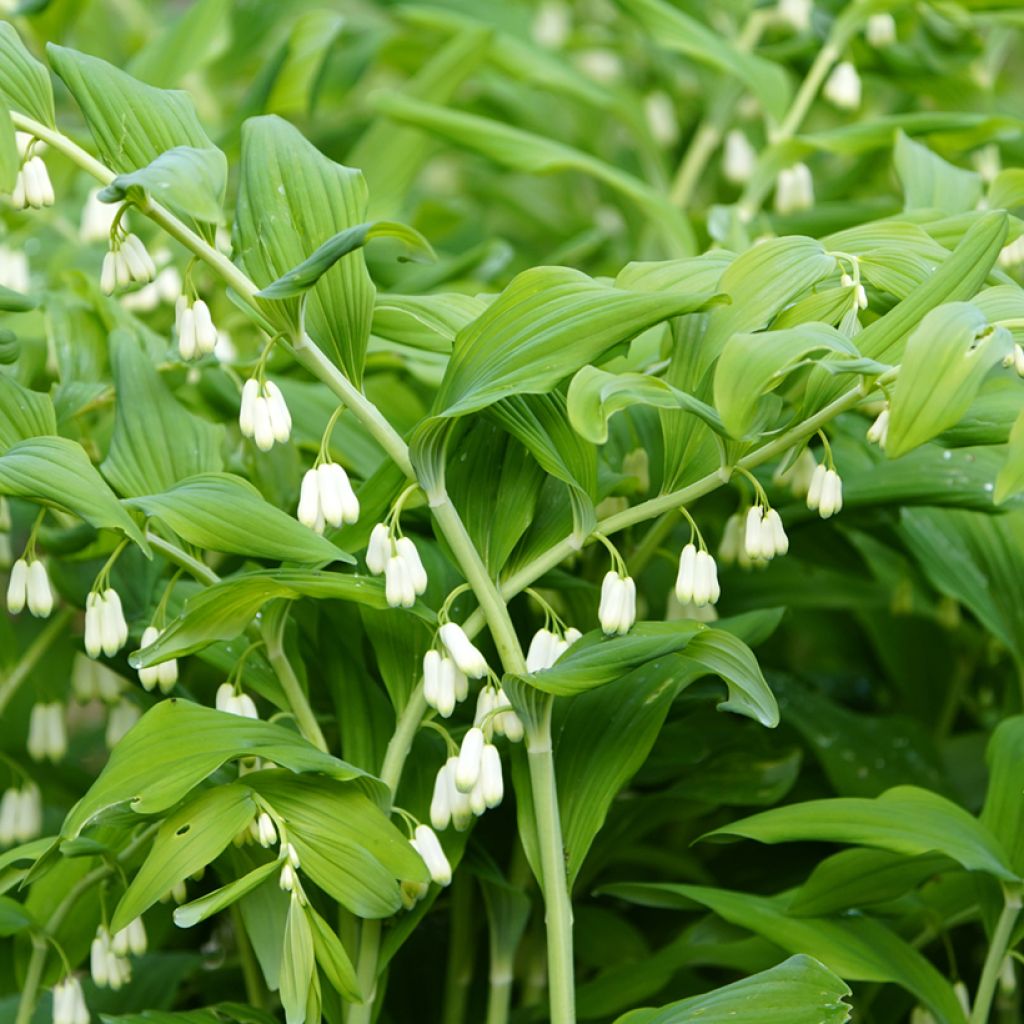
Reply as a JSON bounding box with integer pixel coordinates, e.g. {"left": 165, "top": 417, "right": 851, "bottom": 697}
{"left": 2, "top": 3, "right": 1024, "bottom": 1024}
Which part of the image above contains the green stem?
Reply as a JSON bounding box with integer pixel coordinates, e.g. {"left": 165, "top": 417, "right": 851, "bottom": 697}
{"left": 0, "top": 608, "right": 72, "bottom": 718}
{"left": 263, "top": 620, "right": 328, "bottom": 753}
{"left": 442, "top": 874, "right": 476, "bottom": 1024}
{"left": 145, "top": 531, "right": 220, "bottom": 585}
{"left": 15, "top": 937, "right": 47, "bottom": 1024}
{"left": 348, "top": 924, "right": 383, "bottom": 1024}
{"left": 231, "top": 903, "right": 266, "bottom": 1009}
{"left": 971, "top": 888, "right": 1022, "bottom": 1024}
{"left": 526, "top": 696, "right": 575, "bottom": 1024}
{"left": 486, "top": 971, "right": 514, "bottom": 1024}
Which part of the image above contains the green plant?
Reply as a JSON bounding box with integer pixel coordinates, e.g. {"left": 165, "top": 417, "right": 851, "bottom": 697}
{"left": 1, "top": 2, "right": 1024, "bottom": 1023}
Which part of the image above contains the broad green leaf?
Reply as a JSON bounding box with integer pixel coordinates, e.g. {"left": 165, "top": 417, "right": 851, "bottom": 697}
{"left": 430, "top": 267, "right": 717, "bottom": 418}
{"left": 790, "top": 849, "right": 955, "bottom": 917}
{"left": 706, "top": 785, "right": 1017, "bottom": 881}
{"left": 567, "top": 365, "right": 722, "bottom": 444}
{"left": 132, "top": 569, "right": 431, "bottom": 666}
{"left": 613, "top": 955, "right": 851, "bottom": 1024}
{"left": 510, "top": 622, "right": 705, "bottom": 697}
{"left": 308, "top": 904, "right": 361, "bottom": 1003}
{"left": 714, "top": 324, "right": 859, "bottom": 438}
{"left": 99, "top": 145, "right": 227, "bottom": 223}
{"left": 995, "top": 409, "right": 1024, "bottom": 504}
{"left": 372, "top": 293, "right": 485, "bottom": 353}
{"left": 236, "top": 115, "right": 374, "bottom": 385}
{"left": 618, "top": 0, "right": 791, "bottom": 122}
{"left": 0, "top": 22, "right": 55, "bottom": 127}
{"left": 0, "top": 374, "right": 55, "bottom": 453}
{"left": 280, "top": 897, "right": 315, "bottom": 1024}
{"left": 887, "top": 302, "right": 1012, "bottom": 458}
{"left": 989, "top": 168, "right": 1024, "bottom": 210}
{"left": 265, "top": 10, "right": 345, "bottom": 116}
{"left": 980, "top": 716, "right": 1024, "bottom": 875}
{"left": 61, "top": 699, "right": 378, "bottom": 838}
{"left": 0, "top": 894, "right": 35, "bottom": 936}
{"left": 126, "top": 0, "right": 232, "bottom": 87}
{"left": 246, "top": 771, "right": 428, "bottom": 918}
{"left": 173, "top": 860, "right": 280, "bottom": 928}
{"left": 101, "top": 330, "right": 223, "bottom": 497}
{"left": 895, "top": 132, "right": 982, "bottom": 214}
{"left": 603, "top": 884, "right": 967, "bottom": 1024}
{"left": 0, "top": 436, "right": 147, "bottom": 548}
{"left": 46, "top": 44, "right": 217, "bottom": 173}
{"left": 126, "top": 473, "right": 349, "bottom": 566}
{"left": 111, "top": 784, "right": 256, "bottom": 931}
{"left": 256, "top": 221, "right": 434, "bottom": 300}
{"left": 373, "top": 93, "right": 695, "bottom": 254}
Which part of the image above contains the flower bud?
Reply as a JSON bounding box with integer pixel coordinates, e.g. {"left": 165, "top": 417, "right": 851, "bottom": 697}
{"left": 192, "top": 299, "right": 217, "bottom": 355}
{"left": 598, "top": 571, "right": 636, "bottom": 635}
{"left": 256, "top": 812, "right": 277, "bottom": 847}
{"left": 238, "top": 378, "right": 259, "bottom": 437}
{"left": 763, "top": 509, "right": 789, "bottom": 557}
{"left": 777, "top": 0, "right": 812, "bottom": 32}
{"left": 439, "top": 622, "right": 489, "bottom": 678}
{"left": 824, "top": 61, "right": 861, "bottom": 110}
{"left": 175, "top": 297, "right": 197, "bottom": 360}
{"left": 866, "top": 12, "right": 896, "bottom": 48}
{"left": 26, "top": 560, "right": 53, "bottom": 617}
{"left": 480, "top": 744, "right": 504, "bottom": 809}
{"left": 106, "top": 700, "right": 140, "bottom": 748}
{"left": 674, "top": 543, "right": 698, "bottom": 605}
{"left": 455, "top": 727, "right": 485, "bottom": 793}
{"left": 817, "top": 468, "right": 844, "bottom": 519}
{"left": 317, "top": 462, "right": 359, "bottom": 527}
{"left": 430, "top": 758, "right": 456, "bottom": 830}
{"left": 297, "top": 469, "right": 324, "bottom": 532}
{"left": 774, "top": 163, "right": 814, "bottom": 214}
{"left": 413, "top": 824, "right": 451, "bottom": 886}
{"left": 723, "top": 129, "right": 757, "bottom": 185}
{"left": 494, "top": 688, "right": 524, "bottom": 743}
{"left": 385, "top": 555, "right": 416, "bottom": 608}
{"left": 263, "top": 381, "right": 292, "bottom": 444}
{"left": 6, "top": 558, "right": 28, "bottom": 614}
{"left": 396, "top": 536, "right": 427, "bottom": 594}
{"left": 365, "top": 523, "right": 391, "bottom": 575}
{"left": 867, "top": 408, "right": 890, "bottom": 448}
{"left": 526, "top": 627, "right": 561, "bottom": 672}
{"left": 744, "top": 506, "right": 765, "bottom": 560}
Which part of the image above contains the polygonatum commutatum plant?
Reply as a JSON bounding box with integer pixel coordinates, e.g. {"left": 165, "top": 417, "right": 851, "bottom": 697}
{"left": 2, "top": 2, "right": 1024, "bottom": 1023}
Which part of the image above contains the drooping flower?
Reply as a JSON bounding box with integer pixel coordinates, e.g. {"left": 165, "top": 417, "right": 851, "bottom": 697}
{"left": 675, "top": 544, "right": 721, "bottom": 607}
{"left": 807, "top": 464, "right": 844, "bottom": 519}
{"left": 413, "top": 824, "right": 452, "bottom": 886}
{"left": 867, "top": 408, "right": 890, "bottom": 449}
{"left": 238, "top": 378, "right": 292, "bottom": 451}
{"left": 27, "top": 702, "right": 67, "bottom": 763}
{"left": 824, "top": 61, "right": 861, "bottom": 110}
{"left": 439, "top": 622, "right": 489, "bottom": 678}
{"left": 175, "top": 296, "right": 218, "bottom": 360}
{"left": 723, "top": 130, "right": 757, "bottom": 185}
{"left": 598, "top": 571, "right": 636, "bottom": 635}
{"left": 774, "top": 163, "right": 814, "bottom": 214}
{"left": 105, "top": 700, "right": 141, "bottom": 748}
{"left": 137, "top": 625, "right": 178, "bottom": 694}
{"left": 455, "top": 726, "right": 485, "bottom": 793}
{"left": 866, "top": 12, "right": 896, "bottom": 47}
{"left": 52, "top": 975, "right": 89, "bottom": 1024}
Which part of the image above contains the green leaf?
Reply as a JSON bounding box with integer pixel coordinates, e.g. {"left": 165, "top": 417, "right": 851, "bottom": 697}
{"left": 0, "top": 23, "right": 55, "bottom": 127}
{"left": 430, "top": 267, "right": 718, "bottom": 419}
{"left": 996, "top": 409, "right": 1024, "bottom": 504}
{"left": 706, "top": 785, "right": 1017, "bottom": 881}
{"left": 246, "top": 771, "right": 428, "bottom": 918}
{"left": 308, "top": 903, "right": 362, "bottom": 1003}
{"left": 101, "top": 330, "right": 223, "bottom": 497}
{"left": 714, "top": 323, "right": 859, "bottom": 438}
{"left": 126, "top": 0, "right": 232, "bottom": 88}
{"left": 46, "top": 44, "right": 217, "bottom": 173}
{"left": 372, "top": 293, "right": 485, "bottom": 354}
{"left": 173, "top": 860, "right": 280, "bottom": 929}
{"left": 99, "top": 145, "right": 227, "bottom": 223}
{"left": 603, "top": 884, "right": 967, "bottom": 1024}
{"left": 980, "top": 716, "right": 1024, "bottom": 875}
{"left": 256, "top": 221, "right": 434, "bottom": 300}
{"left": 132, "top": 569, "right": 431, "bottom": 666}
{"left": 989, "top": 168, "right": 1024, "bottom": 210}
{"left": 0, "top": 436, "right": 147, "bottom": 548}
{"left": 887, "top": 302, "right": 1012, "bottom": 458}
{"left": 236, "top": 115, "right": 374, "bottom": 385}
{"left": 618, "top": 0, "right": 791, "bottom": 122}
{"left": 60, "top": 699, "right": 378, "bottom": 839}
{"left": 567, "top": 365, "right": 723, "bottom": 445}
{"left": 895, "top": 131, "right": 982, "bottom": 213}
{"left": 280, "top": 897, "right": 315, "bottom": 1024}
{"left": 0, "top": 106, "right": 17, "bottom": 194}
{"left": 613, "top": 955, "right": 851, "bottom": 1024}
{"left": 126, "top": 473, "right": 349, "bottom": 566}
{"left": 0, "top": 894, "right": 35, "bottom": 936}
{"left": 111, "top": 784, "right": 256, "bottom": 932}
{"left": 0, "top": 281, "right": 36, "bottom": 312}
{"left": 0, "top": 374, "right": 55, "bottom": 453}
{"left": 265, "top": 10, "right": 345, "bottom": 117}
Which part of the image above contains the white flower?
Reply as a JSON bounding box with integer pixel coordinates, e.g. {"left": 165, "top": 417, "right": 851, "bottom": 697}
{"left": 532, "top": 0, "right": 570, "bottom": 48}
{"left": 385, "top": 555, "right": 416, "bottom": 608}
{"left": 120, "top": 234, "right": 156, "bottom": 284}
{"left": 137, "top": 625, "right": 178, "bottom": 694}
{"left": 773, "top": 448, "right": 817, "bottom": 498}
{"left": 91, "top": 588, "right": 129, "bottom": 658}
{"left": 867, "top": 408, "right": 890, "bottom": 448}
{"left": 744, "top": 506, "right": 766, "bottom": 560}
{"left": 474, "top": 685, "right": 497, "bottom": 731}
{"left": 319, "top": 462, "right": 360, "bottom": 528}
{"left": 807, "top": 464, "right": 843, "bottom": 518}
{"left": 12, "top": 155, "right": 55, "bottom": 210}
{"left": 774, "top": 163, "right": 814, "bottom": 214}
{"left": 423, "top": 650, "right": 462, "bottom": 718}
{"left": 717, "top": 513, "right": 744, "bottom": 567}
{"left": 80, "top": 189, "right": 118, "bottom": 243}
{"left": 72, "top": 653, "right": 123, "bottom": 703}
{"left": 824, "top": 61, "right": 861, "bottom": 111}
{"left": 28, "top": 702, "right": 66, "bottom": 763}
{"left": 644, "top": 91, "right": 678, "bottom": 146}
{"left": 491, "top": 687, "right": 524, "bottom": 743}
{"left": 430, "top": 759, "right": 455, "bottom": 830}
{"left": 413, "top": 824, "right": 451, "bottom": 886}
{"left": 577, "top": 49, "right": 622, "bottom": 84}
{"left": 526, "top": 627, "right": 562, "bottom": 672}
{"left": 866, "top": 12, "right": 896, "bottom": 47}
{"left": 279, "top": 862, "right": 297, "bottom": 892}
{"left": 215, "top": 682, "right": 259, "bottom": 718}
{"left": 6, "top": 558, "right": 28, "bottom": 613}
{"left": 675, "top": 545, "right": 720, "bottom": 607}
{"left": 238, "top": 378, "right": 259, "bottom": 437}
{"left": 480, "top": 744, "right": 504, "bottom": 809}
{"left": 256, "top": 812, "right": 277, "bottom": 848}
{"left": 763, "top": 509, "right": 789, "bottom": 557}
{"left": 111, "top": 916, "right": 147, "bottom": 957}
{"left": 263, "top": 381, "right": 291, "bottom": 443}
{"left": 599, "top": 571, "right": 637, "bottom": 635}
{"left": 90, "top": 927, "right": 132, "bottom": 990}
{"left": 777, "top": 0, "right": 812, "bottom": 31}
{"left": 439, "top": 622, "right": 489, "bottom": 678}
{"left": 0, "top": 784, "right": 42, "bottom": 845}
{"left": 239, "top": 378, "right": 291, "bottom": 450}
{"left": 723, "top": 130, "right": 757, "bottom": 185}
{"left": 395, "top": 536, "right": 427, "bottom": 594}
{"left": 26, "top": 560, "right": 53, "bottom": 617}
{"left": 455, "top": 726, "right": 485, "bottom": 793}
{"left": 0, "top": 246, "right": 29, "bottom": 292}
{"left": 106, "top": 700, "right": 140, "bottom": 748}
{"left": 52, "top": 975, "right": 89, "bottom": 1024}
{"left": 365, "top": 522, "right": 391, "bottom": 574}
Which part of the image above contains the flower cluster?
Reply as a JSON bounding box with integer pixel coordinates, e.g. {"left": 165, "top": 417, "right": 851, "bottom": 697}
{"left": 6, "top": 558, "right": 53, "bottom": 617}
{"left": 175, "top": 295, "right": 218, "bottom": 360}
{"left": 525, "top": 625, "right": 581, "bottom": 672}
{"left": 239, "top": 378, "right": 292, "bottom": 451}
{"left": 215, "top": 683, "right": 259, "bottom": 718}
{"left": 90, "top": 925, "right": 133, "bottom": 990}
{"left": 367, "top": 523, "right": 429, "bottom": 608}
{"left": 84, "top": 589, "right": 129, "bottom": 659}
{"left": 0, "top": 783, "right": 42, "bottom": 845}
{"left": 27, "top": 702, "right": 67, "bottom": 763}
{"left": 807, "top": 463, "right": 844, "bottom": 519}
{"left": 744, "top": 506, "right": 789, "bottom": 561}
{"left": 598, "top": 571, "right": 637, "bottom": 635}
{"left": 136, "top": 625, "right": 178, "bottom": 693}
{"left": 675, "top": 544, "right": 720, "bottom": 608}
{"left": 101, "top": 233, "right": 157, "bottom": 294}
{"left": 51, "top": 976, "right": 89, "bottom": 1024}
{"left": 11, "top": 133, "right": 54, "bottom": 210}
{"left": 298, "top": 463, "right": 360, "bottom": 534}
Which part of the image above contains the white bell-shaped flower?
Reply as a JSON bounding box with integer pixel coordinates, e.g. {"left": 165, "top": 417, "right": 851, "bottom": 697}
{"left": 0, "top": 246, "right": 29, "bottom": 292}
{"left": 598, "top": 571, "right": 637, "bottom": 635}
{"left": 6, "top": 558, "right": 28, "bottom": 614}
{"left": 137, "top": 625, "right": 178, "bottom": 694}
{"left": 492, "top": 687, "right": 524, "bottom": 743}
{"left": 395, "top": 536, "right": 427, "bottom": 594}
{"left": 774, "top": 163, "right": 814, "bottom": 214}
{"left": 365, "top": 523, "right": 391, "bottom": 574}
{"left": 28, "top": 702, "right": 66, "bottom": 763}
{"left": 239, "top": 378, "right": 291, "bottom": 450}
{"left": 866, "top": 12, "right": 896, "bottom": 47}
{"left": 26, "top": 560, "right": 53, "bottom": 618}
{"left": 111, "top": 916, "right": 147, "bottom": 957}
{"left": 526, "top": 627, "right": 561, "bottom": 672}
{"left": 807, "top": 464, "right": 844, "bottom": 518}
{"left": 439, "top": 621, "right": 489, "bottom": 678}
{"left": 644, "top": 90, "right": 678, "bottom": 146}
{"left": 385, "top": 554, "right": 416, "bottom": 608}
{"left": 867, "top": 408, "right": 890, "bottom": 448}
{"left": 777, "top": 0, "right": 812, "bottom": 31}
{"left": 413, "top": 824, "right": 452, "bottom": 886}
{"left": 430, "top": 758, "right": 455, "bottom": 831}
{"left": 455, "top": 726, "right": 485, "bottom": 793}
{"left": 480, "top": 743, "right": 504, "bottom": 809}
{"left": 52, "top": 975, "right": 89, "bottom": 1024}
{"left": 723, "top": 129, "right": 757, "bottom": 185}
{"left": 317, "top": 462, "right": 360, "bottom": 528}
{"left": 763, "top": 509, "right": 789, "bottom": 557}
{"left": 256, "top": 811, "right": 277, "bottom": 848}
{"left": 824, "top": 60, "right": 861, "bottom": 111}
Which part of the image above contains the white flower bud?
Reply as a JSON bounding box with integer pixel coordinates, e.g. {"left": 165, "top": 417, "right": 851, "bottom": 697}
{"left": 256, "top": 812, "right": 277, "bottom": 847}
{"left": 10, "top": 167, "right": 27, "bottom": 210}
{"left": 718, "top": 513, "right": 743, "bottom": 566}
{"left": 436, "top": 656, "right": 460, "bottom": 718}
{"left": 297, "top": 469, "right": 323, "bottom": 532}
{"left": 53, "top": 976, "right": 88, "bottom": 1024}
{"left": 26, "top": 560, "right": 53, "bottom": 617}
{"left": 599, "top": 571, "right": 636, "bottom": 635}
{"left": 385, "top": 555, "right": 416, "bottom": 608}
{"left": 777, "top": 0, "right": 812, "bottom": 31}
{"left": 6, "top": 558, "right": 28, "bottom": 613}
{"left": 455, "top": 726, "right": 485, "bottom": 793}
{"left": 251, "top": 396, "right": 275, "bottom": 452}
{"left": 532, "top": 0, "right": 570, "bottom": 49}
{"left": 494, "top": 688, "right": 524, "bottom": 743}
{"left": 430, "top": 758, "right": 456, "bottom": 830}
{"left": 14, "top": 784, "right": 41, "bottom": 841}
{"left": 0, "top": 788, "right": 18, "bottom": 845}
{"left": 866, "top": 12, "right": 896, "bottom": 47}
{"left": 723, "top": 130, "right": 757, "bottom": 185}
{"left": 763, "top": 509, "right": 789, "bottom": 557}
{"left": 817, "top": 468, "right": 844, "bottom": 519}
{"left": 99, "top": 588, "right": 129, "bottom": 657}
{"left": 824, "top": 61, "right": 861, "bottom": 110}
{"left": 279, "top": 861, "right": 297, "bottom": 892}
{"left": 192, "top": 299, "right": 217, "bottom": 355}
{"left": 215, "top": 681, "right": 236, "bottom": 712}
{"left": 423, "top": 649, "right": 442, "bottom": 708}
{"left": 806, "top": 462, "right": 827, "bottom": 512}
{"left": 263, "top": 381, "right": 291, "bottom": 444}
{"left": 526, "top": 627, "right": 561, "bottom": 672}
{"left": 366, "top": 523, "right": 391, "bottom": 574}
{"left": 692, "top": 550, "right": 720, "bottom": 606}
{"left": 0, "top": 247, "right": 29, "bottom": 292}
{"left": 480, "top": 744, "right": 504, "bottom": 809}
{"left": 27, "top": 702, "right": 48, "bottom": 762}
{"left": 120, "top": 234, "right": 156, "bottom": 284}
{"left": 774, "top": 163, "right": 814, "bottom": 214}
{"left": 867, "top": 408, "right": 890, "bottom": 448}
{"left": 744, "top": 506, "right": 765, "bottom": 560}
{"left": 644, "top": 90, "right": 678, "bottom": 146}
{"left": 396, "top": 536, "right": 427, "bottom": 594}
{"left": 317, "top": 462, "right": 359, "bottom": 527}
{"left": 674, "top": 543, "right": 698, "bottom": 605}
{"left": 414, "top": 824, "right": 451, "bottom": 886}
{"left": 233, "top": 692, "right": 259, "bottom": 719}
{"left": 439, "top": 621, "right": 488, "bottom": 678}
{"left": 239, "top": 378, "right": 259, "bottom": 437}
{"left": 90, "top": 932, "right": 109, "bottom": 988}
